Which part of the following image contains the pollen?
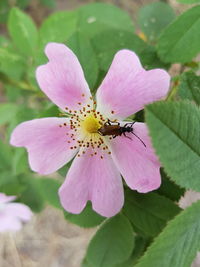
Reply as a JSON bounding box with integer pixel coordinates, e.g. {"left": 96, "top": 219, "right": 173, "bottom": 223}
{"left": 81, "top": 115, "right": 101, "bottom": 134}
{"left": 61, "top": 102, "right": 112, "bottom": 156}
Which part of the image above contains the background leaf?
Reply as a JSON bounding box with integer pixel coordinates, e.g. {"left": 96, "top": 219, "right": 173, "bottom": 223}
{"left": 8, "top": 7, "right": 38, "bottom": 56}
{"left": 138, "top": 2, "right": 175, "bottom": 42}
{"left": 177, "top": 0, "right": 200, "bottom": 3}
{"left": 156, "top": 169, "right": 185, "bottom": 201}
{"left": 85, "top": 214, "right": 134, "bottom": 267}
{"left": 19, "top": 179, "right": 44, "bottom": 212}
{"left": 91, "top": 29, "right": 146, "bottom": 72}
{"left": 123, "top": 190, "right": 181, "bottom": 237}
{"left": 0, "top": 48, "right": 25, "bottom": 80}
{"left": 157, "top": 6, "right": 200, "bottom": 63}
{"left": 38, "top": 10, "right": 78, "bottom": 51}
{"left": 12, "top": 148, "right": 29, "bottom": 175}
{"left": 35, "top": 178, "right": 62, "bottom": 209}
{"left": 0, "top": 103, "right": 18, "bottom": 125}
{"left": 114, "top": 236, "right": 147, "bottom": 267}
{"left": 64, "top": 202, "right": 105, "bottom": 228}
{"left": 67, "top": 31, "right": 98, "bottom": 89}
{"left": 77, "top": 3, "right": 134, "bottom": 38}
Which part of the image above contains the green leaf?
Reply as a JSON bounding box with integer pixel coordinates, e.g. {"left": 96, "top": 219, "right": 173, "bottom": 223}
{"left": 157, "top": 6, "right": 200, "bottom": 63}
{"left": 156, "top": 169, "right": 185, "bottom": 201}
{"left": 145, "top": 101, "right": 200, "bottom": 191}
{"left": 85, "top": 214, "right": 134, "bottom": 267}
{"left": 38, "top": 10, "right": 78, "bottom": 50}
{"left": 67, "top": 31, "right": 98, "bottom": 89}
{"left": 0, "top": 0, "right": 10, "bottom": 23}
{"left": 64, "top": 202, "right": 105, "bottom": 228}
{"left": 0, "top": 139, "right": 12, "bottom": 171}
{"left": 38, "top": 3, "right": 134, "bottom": 65}
{"left": 78, "top": 3, "right": 134, "bottom": 38}
{"left": 12, "top": 148, "right": 29, "bottom": 175}
{"left": 8, "top": 105, "right": 37, "bottom": 135}
{"left": 0, "top": 48, "right": 25, "bottom": 80}
{"left": 39, "top": 0, "right": 56, "bottom": 8}
{"left": 8, "top": 7, "right": 38, "bottom": 56}
{"left": 37, "top": 104, "right": 59, "bottom": 118}
{"left": 16, "top": 0, "right": 29, "bottom": 9}
{"left": 91, "top": 29, "right": 146, "bottom": 72}
{"left": 138, "top": 2, "right": 175, "bottom": 42}
{"left": 179, "top": 72, "right": 200, "bottom": 105}
{"left": 0, "top": 172, "right": 26, "bottom": 195}
{"left": 0, "top": 103, "right": 18, "bottom": 125}
{"left": 58, "top": 160, "right": 73, "bottom": 177}
{"left": 20, "top": 179, "right": 44, "bottom": 212}
{"left": 139, "top": 45, "right": 170, "bottom": 70}
{"left": 35, "top": 178, "right": 61, "bottom": 209}
{"left": 123, "top": 190, "right": 181, "bottom": 237}
{"left": 82, "top": 236, "right": 146, "bottom": 267}
{"left": 114, "top": 236, "right": 147, "bottom": 267}
{"left": 0, "top": 36, "right": 10, "bottom": 47}
{"left": 135, "top": 200, "right": 200, "bottom": 267}
{"left": 177, "top": 0, "right": 200, "bottom": 3}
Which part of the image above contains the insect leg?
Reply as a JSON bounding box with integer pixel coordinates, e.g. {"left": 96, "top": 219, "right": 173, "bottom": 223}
{"left": 97, "top": 130, "right": 104, "bottom": 136}
{"left": 106, "top": 119, "right": 120, "bottom": 125}
{"left": 124, "top": 121, "right": 136, "bottom": 127}
{"left": 131, "top": 132, "right": 146, "bottom": 147}
{"left": 123, "top": 132, "right": 132, "bottom": 140}
{"left": 104, "top": 119, "right": 111, "bottom": 126}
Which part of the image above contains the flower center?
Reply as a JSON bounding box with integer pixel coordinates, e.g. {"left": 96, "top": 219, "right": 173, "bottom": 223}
{"left": 81, "top": 115, "right": 101, "bottom": 134}
{"left": 59, "top": 97, "right": 115, "bottom": 159}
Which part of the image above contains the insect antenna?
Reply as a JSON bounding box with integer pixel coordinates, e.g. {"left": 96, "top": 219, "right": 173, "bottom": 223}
{"left": 131, "top": 132, "right": 146, "bottom": 147}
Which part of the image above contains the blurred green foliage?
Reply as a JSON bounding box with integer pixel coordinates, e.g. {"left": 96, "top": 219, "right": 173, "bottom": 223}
{"left": 0, "top": 2, "right": 200, "bottom": 266}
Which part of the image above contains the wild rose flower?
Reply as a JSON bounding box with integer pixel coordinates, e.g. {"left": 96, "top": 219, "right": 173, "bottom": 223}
{"left": 0, "top": 193, "right": 32, "bottom": 232}
{"left": 10, "top": 43, "right": 170, "bottom": 217}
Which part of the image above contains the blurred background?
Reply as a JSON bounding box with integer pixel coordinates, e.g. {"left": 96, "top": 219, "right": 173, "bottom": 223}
{"left": 0, "top": 0, "right": 196, "bottom": 267}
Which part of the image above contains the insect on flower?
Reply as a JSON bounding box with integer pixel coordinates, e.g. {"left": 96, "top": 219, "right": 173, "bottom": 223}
{"left": 98, "top": 119, "right": 146, "bottom": 147}
{"left": 10, "top": 43, "right": 170, "bottom": 217}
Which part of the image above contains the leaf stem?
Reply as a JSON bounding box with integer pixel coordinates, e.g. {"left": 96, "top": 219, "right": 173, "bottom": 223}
{"left": 0, "top": 72, "right": 38, "bottom": 92}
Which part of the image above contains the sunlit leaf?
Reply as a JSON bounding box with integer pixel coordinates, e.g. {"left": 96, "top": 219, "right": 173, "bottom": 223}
{"left": 157, "top": 6, "right": 200, "bottom": 63}
{"left": 146, "top": 101, "right": 200, "bottom": 191}
{"left": 135, "top": 201, "right": 200, "bottom": 267}
{"left": 8, "top": 7, "right": 38, "bottom": 56}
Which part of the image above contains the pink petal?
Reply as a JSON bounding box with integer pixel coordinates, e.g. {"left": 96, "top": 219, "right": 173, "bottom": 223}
{"left": 108, "top": 122, "right": 161, "bottom": 193}
{"left": 6, "top": 203, "right": 33, "bottom": 222}
{"left": 36, "top": 43, "right": 92, "bottom": 111}
{"left": 10, "top": 118, "right": 78, "bottom": 175}
{"left": 96, "top": 50, "right": 170, "bottom": 120}
{"left": 0, "top": 214, "right": 22, "bottom": 232}
{"left": 0, "top": 193, "right": 16, "bottom": 204}
{"left": 59, "top": 148, "right": 124, "bottom": 217}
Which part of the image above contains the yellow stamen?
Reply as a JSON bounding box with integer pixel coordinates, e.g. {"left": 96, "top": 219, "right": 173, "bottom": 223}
{"left": 81, "top": 115, "right": 101, "bottom": 134}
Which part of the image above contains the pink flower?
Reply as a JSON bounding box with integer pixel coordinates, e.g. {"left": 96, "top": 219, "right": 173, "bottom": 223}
{"left": 10, "top": 43, "right": 170, "bottom": 217}
{"left": 0, "top": 193, "right": 32, "bottom": 232}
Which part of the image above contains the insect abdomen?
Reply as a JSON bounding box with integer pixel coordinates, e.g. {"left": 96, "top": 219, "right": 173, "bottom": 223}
{"left": 98, "top": 125, "right": 121, "bottom": 136}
